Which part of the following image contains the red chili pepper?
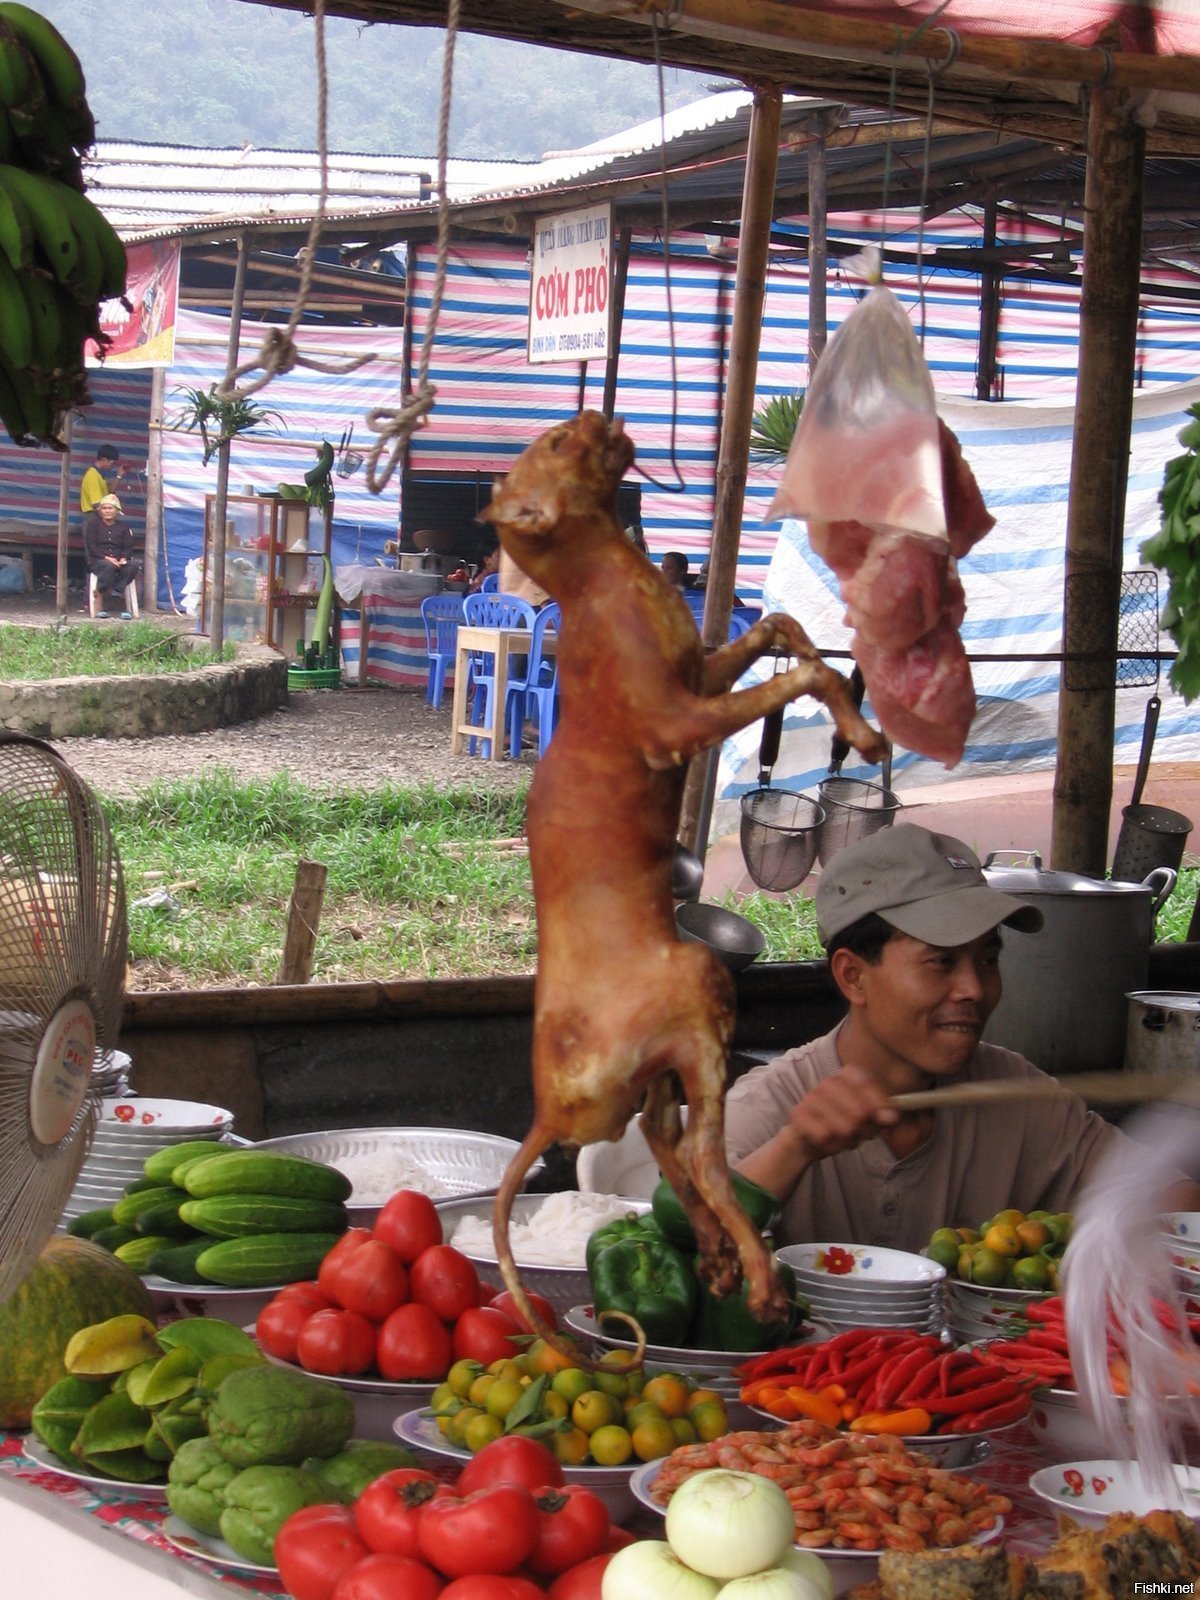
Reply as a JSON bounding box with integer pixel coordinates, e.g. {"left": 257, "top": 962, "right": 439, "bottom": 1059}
{"left": 875, "top": 1340, "right": 941, "bottom": 1411}
{"left": 947, "top": 1361, "right": 1007, "bottom": 1394}
{"left": 953, "top": 1392, "right": 1033, "bottom": 1431}
{"left": 1025, "top": 1298, "right": 1066, "bottom": 1324}
{"left": 923, "top": 1378, "right": 1024, "bottom": 1415}
{"left": 734, "top": 1347, "right": 812, "bottom": 1382}
{"left": 836, "top": 1334, "right": 908, "bottom": 1390}
{"left": 1025, "top": 1328, "right": 1071, "bottom": 1353}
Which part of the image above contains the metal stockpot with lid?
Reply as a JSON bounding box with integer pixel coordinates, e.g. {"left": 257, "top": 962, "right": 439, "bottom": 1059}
{"left": 1125, "top": 991, "right": 1200, "bottom": 1076}
{"left": 981, "top": 850, "right": 1177, "bottom": 1074}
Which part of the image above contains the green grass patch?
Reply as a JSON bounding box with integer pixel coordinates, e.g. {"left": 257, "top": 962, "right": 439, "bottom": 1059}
{"left": 0, "top": 622, "right": 235, "bottom": 679}
{"left": 104, "top": 772, "right": 1198, "bottom": 990}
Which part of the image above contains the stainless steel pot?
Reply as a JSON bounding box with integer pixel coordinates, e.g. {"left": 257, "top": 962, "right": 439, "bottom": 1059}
{"left": 397, "top": 550, "right": 445, "bottom": 574}
{"left": 981, "top": 850, "right": 1177, "bottom": 1074}
{"left": 1125, "top": 990, "right": 1200, "bottom": 1076}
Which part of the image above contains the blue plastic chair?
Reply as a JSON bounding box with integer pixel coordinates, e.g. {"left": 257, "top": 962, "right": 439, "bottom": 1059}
{"left": 515, "top": 602, "right": 561, "bottom": 759}
{"left": 420, "top": 593, "right": 465, "bottom": 709}
{"left": 480, "top": 571, "right": 500, "bottom": 593}
{"left": 461, "top": 591, "right": 538, "bottom": 756}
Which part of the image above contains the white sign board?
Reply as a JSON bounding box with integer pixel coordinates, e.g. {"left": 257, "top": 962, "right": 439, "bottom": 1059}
{"left": 527, "top": 203, "right": 613, "bottom": 365}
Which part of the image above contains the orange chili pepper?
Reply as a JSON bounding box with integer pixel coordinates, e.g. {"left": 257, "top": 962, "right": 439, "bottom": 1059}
{"left": 1108, "top": 1359, "right": 1130, "bottom": 1397}
{"left": 783, "top": 1385, "right": 844, "bottom": 1428}
{"left": 847, "top": 1407, "right": 933, "bottom": 1436}
{"left": 739, "top": 1377, "right": 781, "bottom": 1404}
{"left": 840, "top": 1399, "right": 860, "bottom": 1423}
{"left": 821, "top": 1383, "right": 847, "bottom": 1404}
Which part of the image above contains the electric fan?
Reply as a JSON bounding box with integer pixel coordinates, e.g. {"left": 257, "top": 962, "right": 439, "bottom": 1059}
{"left": 0, "top": 734, "right": 127, "bottom": 1306}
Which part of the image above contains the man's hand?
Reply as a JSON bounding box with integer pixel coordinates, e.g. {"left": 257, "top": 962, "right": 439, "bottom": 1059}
{"left": 105, "top": 555, "right": 120, "bottom": 566}
{"left": 784, "top": 1065, "right": 899, "bottom": 1162}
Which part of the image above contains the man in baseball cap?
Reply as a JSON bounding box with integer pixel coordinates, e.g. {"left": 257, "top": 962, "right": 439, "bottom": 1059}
{"left": 722, "top": 823, "right": 1157, "bottom": 1252}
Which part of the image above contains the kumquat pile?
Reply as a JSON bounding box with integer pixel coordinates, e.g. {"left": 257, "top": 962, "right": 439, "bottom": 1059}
{"left": 736, "top": 1326, "right": 1036, "bottom": 1436}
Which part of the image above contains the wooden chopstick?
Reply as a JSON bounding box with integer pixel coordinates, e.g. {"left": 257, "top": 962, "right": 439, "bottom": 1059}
{"left": 890, "top": 1069, "right": 1200, "bottom": 1113}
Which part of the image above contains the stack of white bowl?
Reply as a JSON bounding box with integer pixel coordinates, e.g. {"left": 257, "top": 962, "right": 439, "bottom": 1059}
{"left": 775, "top": 1241, "right": 945, "bottom": 1334}
{"left": 59, "top": 1096, "right": 235, "bottom": 1227}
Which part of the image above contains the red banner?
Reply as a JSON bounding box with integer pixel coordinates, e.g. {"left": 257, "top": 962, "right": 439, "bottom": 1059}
{"left": 86, "top": 239, "right": 182, "bottom": 369}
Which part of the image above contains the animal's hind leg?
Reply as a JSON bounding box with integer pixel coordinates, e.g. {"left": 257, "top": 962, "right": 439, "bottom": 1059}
{"left": 640, "top": 1024, "right": 788, "bottom": 1322}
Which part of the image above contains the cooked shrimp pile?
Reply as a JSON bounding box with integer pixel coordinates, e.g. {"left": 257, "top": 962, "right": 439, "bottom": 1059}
{"left": 650, "top": 1419, "right": 1011, "bottom": 1553}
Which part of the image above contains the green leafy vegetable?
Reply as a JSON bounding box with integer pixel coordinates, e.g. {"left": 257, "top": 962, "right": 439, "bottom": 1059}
{"left": 1141, "top": 402, "right": 1200, "bottom": 701}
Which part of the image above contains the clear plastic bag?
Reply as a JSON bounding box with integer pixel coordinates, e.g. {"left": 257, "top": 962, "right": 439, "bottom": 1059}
{"left": 767, "top": 272, "right": 946, "bottom": 543}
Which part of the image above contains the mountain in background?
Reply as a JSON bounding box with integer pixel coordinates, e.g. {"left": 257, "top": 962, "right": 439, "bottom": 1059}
{"left": 40, "top": 0, "right": 714, "bottom": 159}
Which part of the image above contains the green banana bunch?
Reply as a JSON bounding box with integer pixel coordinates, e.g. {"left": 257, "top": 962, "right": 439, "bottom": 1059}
{"left": 0, "top": 4, "right": 93, "bottom": 180}
{"left": 1141, "top": 400, "right": 1200, "bottom": 702}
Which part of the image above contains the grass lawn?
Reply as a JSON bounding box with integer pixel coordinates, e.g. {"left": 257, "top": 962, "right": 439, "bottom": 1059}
{"left": 105, "top": 772, "right": 1198, "bottom": 990}
{"left": 0, "top": 622, "right": 234, "bottom": 679}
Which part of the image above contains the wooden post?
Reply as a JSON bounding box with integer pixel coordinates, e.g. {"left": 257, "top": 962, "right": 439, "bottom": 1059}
{"left": 976, "top": 198, "right": 1000, "bottom": 401}
{"left": 807, "top": 110, "right": 833, "bottom": 375}
{"left": 601, "top": 225, "right": 633, "bottom": 422}
{"left": 209, "top": 231, "right": 252, "bottom": 653}
{"left": 679, "top": 85, "right": 783, "bottom": 853}
{"left": 143, "top": 368, "right": 165, "bottom": 613}
{"left": 1052, "top": 86, "right": 1146, "bottom": 876}
{"left": 275, "top": 859, "right": 328, "bottom": 985}
{"left": 55, "top": 412, "right": 73, "bottom": 617}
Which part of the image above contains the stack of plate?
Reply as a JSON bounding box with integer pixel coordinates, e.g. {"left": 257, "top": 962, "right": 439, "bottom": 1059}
{"left": 775, "top": 1242, "right": 945, "bottom": 1333}
{"left": 945, "top": 1278, "right": 1047, "bottom": 1344}
{"left": 59, "top": 1096, "right": 234, "bottom": 1226}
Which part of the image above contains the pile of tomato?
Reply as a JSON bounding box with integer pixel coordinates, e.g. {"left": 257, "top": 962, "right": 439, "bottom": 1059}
{"left": 275, "top": 1434, "right": 628, "bottom": 1600}
{"left": 255, "top": 1190, "right": 556, "bottom": 1382}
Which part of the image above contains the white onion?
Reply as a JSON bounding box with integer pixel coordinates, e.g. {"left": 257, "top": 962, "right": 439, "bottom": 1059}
{"left": 778, "top": 1549, "right": 835, "bottom": 1599}
{"left": 600, "top": 1541, "right": 721, "bottom": 1600}
{"left": 665, "top": 1469, "right": 796, "bottom": 1580}
{"left": 716, "top": 1571, "right": 827, "bottom": 1600}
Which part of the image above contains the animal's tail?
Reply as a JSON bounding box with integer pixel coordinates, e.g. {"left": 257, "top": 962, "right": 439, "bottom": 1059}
{"left": 492, "top": 1129, "right": 646, "bottom": 1374}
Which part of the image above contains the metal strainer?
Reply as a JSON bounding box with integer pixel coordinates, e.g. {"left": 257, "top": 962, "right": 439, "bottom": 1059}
{"left": 815, "top": 774, "right": 902, "bottom": 865}
{"left": 739, "top": 707, "right": 825, "bottom": 892}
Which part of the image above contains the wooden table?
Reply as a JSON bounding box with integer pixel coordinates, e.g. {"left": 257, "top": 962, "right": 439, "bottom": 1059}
{"left": 450, "top": 623, "right": 532, "bottom": 760}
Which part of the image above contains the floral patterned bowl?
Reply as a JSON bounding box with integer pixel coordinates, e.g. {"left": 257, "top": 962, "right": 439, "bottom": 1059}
{"left": 1028, "top": 1459, "right": 1200, "bottom": 1527}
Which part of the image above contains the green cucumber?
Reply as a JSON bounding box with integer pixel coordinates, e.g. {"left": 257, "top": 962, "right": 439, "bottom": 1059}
{"left": 134, "top": 1195, "right": 195, "bottom": 1238}
{"left": 67, "top": 1207, "right": 116, "bottom": 1239}
{"left": 112, "top": 1185, "right": 188, "bottom": 1228}
{"left": 195, "top": 1233, "right": 344, "bottom": 1287}
{"left": 182, "top": 1151, "right": 351, "bottom": 1204}
{"left": 143, "top": 1140, "right": 231, "bottom": 1184}
{"left": 91, "top": 1224, "right": 140, "bottom": 1252}
{"left": 148, "top": 1237, "right": 212, "bottom": 1285}
{"left": 115, "top": 1235, "right": 176, "bottom": 1272}
{"left": 179, "top": 1195, "right": 350, "bottom": 1239}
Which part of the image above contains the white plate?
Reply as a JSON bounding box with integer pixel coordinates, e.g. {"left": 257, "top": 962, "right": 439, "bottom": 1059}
{"left": 161, "top": 1515, "right": 278, "bottom": 1574}
{"left": 563, "top": 1303, "right": 834, "bottom": 1378}
{"left": 778, "top": 1243, "right": 945, "bottom": 1287}
{"left": 258, "top": 1346, "right": 436, "bottom": 1399}
{"left": 1028, "top": 1459, "right": 1200, "bottom": 1527}
{"left": 394, "top": 1407, "right": 637, "bottom": 1519}
{"left": 141, "top": 1274, "right": 287, "bottom": 1297}
{"left": 22, "top": 1436, "right": 169, "bottom": 1499}
{"left": 99, "top": 1098, "right": 234, "bottom": 1130}
{"left": 631, "top": 1457, "right": 1005, "bottom": 1554}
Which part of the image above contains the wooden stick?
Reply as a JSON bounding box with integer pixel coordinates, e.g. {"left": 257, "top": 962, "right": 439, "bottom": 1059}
{"left": 892, "top": 1070, "right": 1199, "bottom": 1113}
{"left": 275, "top": 858, "right": 328, "bottom": 986}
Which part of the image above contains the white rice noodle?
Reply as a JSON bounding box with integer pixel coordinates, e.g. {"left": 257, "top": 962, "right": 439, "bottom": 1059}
{"left": 451, "top": 1191, "right": 646, "bottom": 1267}
{"left": 1064, "top": 1097, "right": 1200, "bottom": 1504}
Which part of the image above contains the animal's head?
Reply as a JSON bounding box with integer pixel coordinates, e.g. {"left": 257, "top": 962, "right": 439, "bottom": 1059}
{"left": 483, "top": 412, "right": 635, "bottom": 572}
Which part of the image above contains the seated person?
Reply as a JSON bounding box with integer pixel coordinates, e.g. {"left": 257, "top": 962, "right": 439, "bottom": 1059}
{"left": 467, "top": 537, "right": 501, "bottom": 594}
{"left": 725, "top": 825, "right": 1199, "bottom": 1251}
{"left": 83, "top": 494, "right": 141, "bottom": 617}
{"left": 661, "top": 550, "right": 692, "bottom": 589}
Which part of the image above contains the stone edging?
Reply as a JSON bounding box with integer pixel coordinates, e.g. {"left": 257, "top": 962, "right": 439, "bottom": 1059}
{"left": 0, "top": 642, "right": 288, "bottom": 739}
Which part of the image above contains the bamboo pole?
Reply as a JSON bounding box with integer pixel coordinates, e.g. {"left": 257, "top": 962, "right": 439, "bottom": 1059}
{"left": 209, "top": 231, "right": 252, "bottom": 654}
{"left": 143, "top": 368, "right": 165, "bottom": 614}
{"left": 1052, "top": 85, "right": 1146, "bottom": 876}
{"left": 54, "top": 412, "right": 72, "bottom": 617}
{"left": 601, "top": 225, "right": 633, "bottom": 422}
{"left": 976, "top": 197, "right": 1000, "bottom": 401}
{"left": 679, "top": 85, "right": 783, "bottom": 854}
{"left": 807, "top": 110, "right": 832, "bottom": 374}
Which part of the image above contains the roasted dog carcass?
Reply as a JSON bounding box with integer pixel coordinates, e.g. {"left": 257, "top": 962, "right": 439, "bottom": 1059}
{"left": 483, "top": 411, "right": 886, "bottom": 1344}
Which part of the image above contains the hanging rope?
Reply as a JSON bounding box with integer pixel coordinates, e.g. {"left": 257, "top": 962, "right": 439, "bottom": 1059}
{"left": 217, "top": 0, "right": 375, "bottom": 402}
{"left": 363, "top": 0, "right": 461, "bottom": 495}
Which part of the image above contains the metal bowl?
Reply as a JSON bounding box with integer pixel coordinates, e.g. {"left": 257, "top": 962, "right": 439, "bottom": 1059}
{"left": 675, "top": 901, "right": 765, "bottom": 971}
{"left": 670, "top": 843, "right": 705, "bottom": 902}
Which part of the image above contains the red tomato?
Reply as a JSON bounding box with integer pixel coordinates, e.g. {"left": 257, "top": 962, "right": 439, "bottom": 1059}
{"left": 489, "top": 1288, "right": 558, "bottom": 1335}
{"left": 376, "top": 1301, "right": 454, "bottom": 1382}
{"left": 599, "top": 1526, "right": 635, "bottom": 1552}
{"left": 374, "top": 1190, "right": 443, "bottom": 1263}
{"left": 409, "top": 1245, "right": 482, "bottom": 1322}
{"left": 275, "top": 1504, "right": 370, "bottom": 1600}
{"left": 295, "top": 1307, "right": 377, "bottom": 1376}
{"left": 439, "top": 1579, "right": 545, "bottom": 1600}
{"left": 546, "top": 1552, "right": 616, "bottom": 1600}
{"left": 451, "top": 1306, "right": 523, "bottom": 1369}
{"left": 331, "top": 1553, "right": 445, "bottom": 1600}
{"left": 417, "top": 1485, "right": 540, "bottom": 1578}
{"left": 328, "top": 1238, "right": 410, "bottom": 1323}
{"left": 476, "top": 1282, "right": 499, "bottom": 1305}
{"left": 318, "top": 1228, "right": 376, "bottom": 1299}
{"left": 256, "top": 1296, "right": 316, "bottom": 1363}
{"left": 455, "top": 1435, "right": 564, "bottom": 1497}
{"left": 353, "top": 1468, "right": 440, "bottom": 1557}
{"left": 271, "top": 1281, "right": 332, "bottom": 1314}
{"left": 525, "top": 1485, "right": 610, "bottom": 1579}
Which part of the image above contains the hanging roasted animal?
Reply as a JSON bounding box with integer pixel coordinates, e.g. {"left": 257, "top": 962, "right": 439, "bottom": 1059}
{"left": 484, "top": 411, "right": 886, "bottom": 1351}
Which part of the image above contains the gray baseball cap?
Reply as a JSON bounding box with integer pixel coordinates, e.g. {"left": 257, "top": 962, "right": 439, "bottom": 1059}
{"left": 816, "top": 825, "right": 1044, "bottom": 945}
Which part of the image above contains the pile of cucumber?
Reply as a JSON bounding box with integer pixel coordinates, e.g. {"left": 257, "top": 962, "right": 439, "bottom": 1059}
{"left": 68, "top": 1144, "right": 352, "bottom": 1288}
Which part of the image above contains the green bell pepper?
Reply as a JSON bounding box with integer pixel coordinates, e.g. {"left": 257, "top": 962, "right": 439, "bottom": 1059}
{"left": 589, "top": 1234, "right": 697, "bottom": 1347}
{"left": 650, "top": 1172, "right": 781, "bottom": 1254}
{"left": 584, "top": 1211, "right": 663, "bottom": 1276}
{"left": 691, "top": 1257, "right": 800, "bottom": 1353}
